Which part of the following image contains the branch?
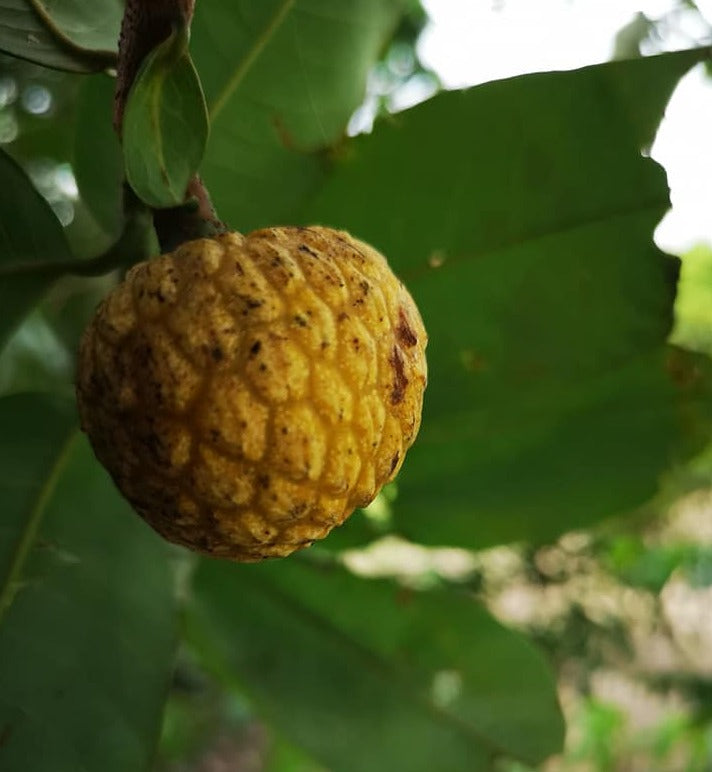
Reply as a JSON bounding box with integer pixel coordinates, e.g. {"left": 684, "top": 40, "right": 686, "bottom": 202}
{"left": 114, "top": 0, "right": 224, "bottom": 252}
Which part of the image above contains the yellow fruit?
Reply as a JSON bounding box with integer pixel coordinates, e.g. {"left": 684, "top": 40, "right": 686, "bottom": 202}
{"left": 76, "top": 227, "right": 427, "bottom": 560}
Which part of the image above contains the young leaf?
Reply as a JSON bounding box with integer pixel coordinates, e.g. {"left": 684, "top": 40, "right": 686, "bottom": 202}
{"left": 123, "top": 25, "right": 209, "bottom": 209}
{"left": 0, "top": 0, "right": 114, "bottom": 71}
{"left": 187, "top": 558, "right": 565, "bottom": 770}
{"left": 0, "top": 149, "right": 74, "bottom": 349}
{"left": 302, "top": 48, "right": 712, "bottom": 549}
{"left": 0, "top": 393, "right": 177, "bottom": 772}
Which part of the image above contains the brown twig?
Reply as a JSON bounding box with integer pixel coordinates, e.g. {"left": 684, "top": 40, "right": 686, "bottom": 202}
{"left": 114, "top": 0, "right": 225, "bottom": 252}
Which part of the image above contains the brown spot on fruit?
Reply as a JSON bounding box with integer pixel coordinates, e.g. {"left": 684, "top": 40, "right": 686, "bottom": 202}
{"left": 389, "top": 346, "right": 409, "bottom": 405}
{"left": 396, "top": 307, "right": 418, "bottom": 348}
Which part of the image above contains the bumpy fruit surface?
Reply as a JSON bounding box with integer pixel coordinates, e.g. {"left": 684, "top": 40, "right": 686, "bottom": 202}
{"left": 76, "top": 227, "right": 427, "bottom": 560}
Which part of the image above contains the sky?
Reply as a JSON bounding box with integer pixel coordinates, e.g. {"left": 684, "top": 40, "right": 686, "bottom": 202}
{"left": 416, "top": 0, "right": 712, "bottom": 254}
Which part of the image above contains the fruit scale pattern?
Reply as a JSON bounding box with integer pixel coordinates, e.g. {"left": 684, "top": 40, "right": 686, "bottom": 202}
{"left": 77, "top": 226, "right": 427, "bottom": 560}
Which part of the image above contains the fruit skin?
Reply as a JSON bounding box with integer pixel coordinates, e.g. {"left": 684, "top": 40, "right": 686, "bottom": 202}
{"left": 76, "top": 227, "right": 427, "bottom": 561}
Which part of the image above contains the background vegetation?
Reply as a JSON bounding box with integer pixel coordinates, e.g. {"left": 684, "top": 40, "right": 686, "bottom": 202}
{"left": 1, "top": 1, "right": 712, "bottom": 769}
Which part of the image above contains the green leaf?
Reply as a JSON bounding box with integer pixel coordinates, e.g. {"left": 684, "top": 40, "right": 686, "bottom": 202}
{"left": 0, "top": 148, "right": 73, "bottom": 349}
{"left": 74, "top": 73, "right": 124, "bottom": 237}
{"left": 604, "top": 536, "right": 691, "bottom": 592}
{"left": 0, "top": 0, "right": 113, "bottom": 71}
{"left": 672, "top": 244, "right": 712, "bottom": 357}
{"left": 300, "top": 49, "right": 711, "bottom": 549}
{"left": 123, "top": 26, "right": 209, "bottom": 209}
{"left": 0, "top": 393, "right": 177, "bottom": 772}
{"left": 191, "top": 0, "right": 405, "bottom": 230}
{"left": 186, "top": 558, "right": 564, "bottom": 770}
{"left": 31, "top": 0, "right": 121, "bottom": 55}
{"left": 0, "top": 310, "right": 72, "bottom": 397}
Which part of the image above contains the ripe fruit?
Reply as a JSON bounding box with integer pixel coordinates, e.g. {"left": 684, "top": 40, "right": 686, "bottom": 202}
{"left": 76, "top": 227, "right": 427, "bottom": 560}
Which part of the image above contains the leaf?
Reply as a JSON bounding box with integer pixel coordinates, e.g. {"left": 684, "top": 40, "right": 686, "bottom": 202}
{"left": 0, "top": 0, "right": 113, "bottom": 72}
{"left": 32, "top": 0, "right": 122, "bottom": 55}
{"left": 671, "top": 244, "right": 712, "bottom": 357}
{"left": 186, "top": 558, "right": 564, "bottom": 770}
{"left": 0, "top": 310, "right": 72, "bottom": 397}
{"left": 123, "top": 26, "right": 209, "bottom": 209}
{"left": 0, "top": 393, "right": 177, "bottom": 772}
{"left": 300, "top": 49, "right": 711, "bottom": 549}
{"left": 0, "top": 148, "right": 73, "bottom": 349}
{"left": 191, "top": 0, "right": 405, "bottom": 230}
{"left": 74, "top": 73, "right": 124, "bottom": 238}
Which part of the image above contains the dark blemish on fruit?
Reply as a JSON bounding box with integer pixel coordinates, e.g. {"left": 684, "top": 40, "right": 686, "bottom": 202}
{"left": 359, "top": 280, "right": 370, "bottom": 295}
{"left": 258, "top": 474, "right": 270, "bottom": 489}
{"left": 211, "top": 346, "right": 224, "bottom": 362}
{"left": 389, "top": 452, "right": 400, "bottom": 474}
{"left": 337, "top": 312, "right": 348, "bottom": 322}
{"left": 352, "top": 337, "right": 360, "bottom": 351}
{"left": 389, "top": 346, "right": 408, "bottom": 405}
{"left": 249, "top": 341, "right": 262, "bottom": 356}
{"left": 259, "top": 363, "right": 267, "bottom": 372}
{"left": 293, "top": 315, "right": 308, "bottom": 327}
{"left": 298, "top": 244, "right": 318, "bottom": 257}
{"left": 321, "top": 341, "right": 329, "bottom": 349}
{"left": 396, "top": 308, "right": 418, "bottom": 348}
{"left": 281, "top": 427, "right": 288, "bottom": 434}
{"left": 245, "top": 297, "right": 263, "bottom": 309}
{"left": 234, "top": 261, "right": 244, "bottom": 274}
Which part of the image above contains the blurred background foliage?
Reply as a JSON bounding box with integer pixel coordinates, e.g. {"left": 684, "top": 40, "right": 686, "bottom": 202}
{"left": 2, "top": 1, "right": 712, "bottom": 770}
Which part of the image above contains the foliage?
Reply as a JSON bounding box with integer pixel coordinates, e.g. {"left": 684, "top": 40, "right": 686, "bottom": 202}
{"left": 0, "top": 2, "right": 711, "bottom": 770}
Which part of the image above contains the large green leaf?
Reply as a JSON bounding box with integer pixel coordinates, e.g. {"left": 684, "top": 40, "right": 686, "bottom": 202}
{"left": 123, "top": 26, "right": 209, "bottom": 208}
{"left": 0, "top": 148, "right": 73, "bottom": 349}
{"left": 192, "top": 0, "right": 405, "bottom": 231}
{"left": 0, "top": 0, "right": 113, "bottom": 71}
{"left": 187, "top": 558, "right": 564, "bottom": 770}
{"left": 32, "top": 0, "right": 121, "bottom": 55}
{"left": 0, "top": 393, "right": 177, "bottom": 772}
{"left": 301, "top": 49, "right": 711, "bottom": 549}
{"left": 74, "top": 73, "right": 124, "bottom": 237}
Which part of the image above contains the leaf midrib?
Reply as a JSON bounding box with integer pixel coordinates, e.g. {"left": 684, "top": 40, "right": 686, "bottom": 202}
{"left": 0, "top": 429, "right": 78, "bottom": 626}
{"left": 209, "top": 0, "right": 296, "bottom": 121}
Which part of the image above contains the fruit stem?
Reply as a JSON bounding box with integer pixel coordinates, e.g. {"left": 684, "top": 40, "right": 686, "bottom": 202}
{"left": 114, "top": 0, "right": 225, "bottom": 253}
